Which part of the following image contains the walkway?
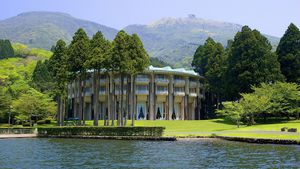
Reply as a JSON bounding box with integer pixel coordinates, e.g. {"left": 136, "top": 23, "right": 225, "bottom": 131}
{"left": 0, "top": 134, "right": 37, "bottom": 139}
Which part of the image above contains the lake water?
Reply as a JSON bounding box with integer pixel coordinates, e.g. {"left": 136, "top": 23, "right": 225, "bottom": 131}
{"left": 0, "top": 138, "right": 299, "bottom": 168}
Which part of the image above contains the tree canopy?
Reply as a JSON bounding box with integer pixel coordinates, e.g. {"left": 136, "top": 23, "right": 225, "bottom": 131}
{"left": 276, "top": 23, "right": 300, "bottom": 83}
{"left": 0, "top": 39, "right": 14, "bottom": 59}
{"left": 226, "top": 26, "right": 284, "bottom": 100}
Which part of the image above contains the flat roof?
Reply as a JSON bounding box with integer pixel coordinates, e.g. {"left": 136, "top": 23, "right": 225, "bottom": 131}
{"left": 146, "top": 65, "right": 200, "bottom": 77}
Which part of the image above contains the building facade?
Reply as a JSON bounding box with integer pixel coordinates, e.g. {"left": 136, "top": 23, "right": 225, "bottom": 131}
{"left": 67, "top": 66, "right": 204, "bottom": 121}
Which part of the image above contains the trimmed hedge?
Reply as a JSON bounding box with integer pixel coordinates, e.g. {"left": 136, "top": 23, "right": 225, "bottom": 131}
{"left": 0, "top": 128, "right": 36, "bottom": 134}
{"left": 37, "top": 127, "right": 165, "bottom": 137}
{"left": 37, "top": 120, "right": 46, "bottom": 125}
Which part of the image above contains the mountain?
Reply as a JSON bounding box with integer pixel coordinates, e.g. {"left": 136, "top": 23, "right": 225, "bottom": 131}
{"left": 124, "top": 15, "right": 280, "bottom": 67}
{"left": 0, "top": 11, "right": 118, "bottom": 50}
{"left": 0, "top": 12, "right": 280, "bottom": 67}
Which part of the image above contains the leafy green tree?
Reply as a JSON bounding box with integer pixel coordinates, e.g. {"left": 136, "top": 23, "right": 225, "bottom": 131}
{"left": 127, "top": 34, "right": 150, "bottom": 126}
{"left": 13, "top": 89, "right": 56, "bottom": 126}
{"left": 0, "top": 87, "right": 11, "bottom": 123}
{"left": 108, "top": 30, "right": 131, "bottom": 126}
{"left": 276, "top": 23, "right": 300, "bottom": 83}
{"left": 192, "top": 38, "right": 227, "bottom": 118}
{"left": 84, "top": 31, "right": 111, "bottom": 126}
{"left": 217, "top": 101, "right": 243, "bottom": 127}
{"left": 218, "top": 82, "right": 300, "bottom": 126}
{"left": 0, "top": 39, "right": 14, "bottom": 59}
{"left": 31, "top": 60, "right": 53, "bottom": 93}
{"left": 67, "top": 28, "right": 90, "bottom": 125}
{"left": 226, "top": 26, "right": 284, "bottom": 100}
{"left": 48, "top": 39, "right": 68, "bottom": 126}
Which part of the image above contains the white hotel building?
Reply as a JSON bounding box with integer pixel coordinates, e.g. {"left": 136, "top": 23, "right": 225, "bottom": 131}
{"left": 67, "top": 66, "right": 204, "bottom": 121}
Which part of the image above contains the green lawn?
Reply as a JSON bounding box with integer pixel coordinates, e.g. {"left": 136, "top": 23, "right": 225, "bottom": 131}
{"left": 230, "top": 120, "right": 300, "bottom": 131}
{"left": 217, "top": 132, "right": 300, "bottom": 140}
{"left": 2, "top": 119, "right": 300, "bottom": 140}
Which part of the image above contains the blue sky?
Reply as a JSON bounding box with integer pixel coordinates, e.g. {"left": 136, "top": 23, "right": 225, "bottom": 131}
{"left": 1, "top": 0, "right": 299, "bottom": 37}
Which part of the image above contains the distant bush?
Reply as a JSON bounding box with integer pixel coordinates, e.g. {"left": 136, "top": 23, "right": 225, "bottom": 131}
{"left": 23, "top": 122, "right": 34, "bottom": 127}
{"left": 37, "top": 120, "right": 46, "bottom": 125}
{"left": 45, "top": 119, "right": 51, "bottom": 124}
{"left": 0, "top": 39, "right": 14, "bottom": 59}
{"left": 288, "top": 128, "right": 297, "bottom": 132}
{"left": 38, "top": 127, "right": 165, "bottom": 137}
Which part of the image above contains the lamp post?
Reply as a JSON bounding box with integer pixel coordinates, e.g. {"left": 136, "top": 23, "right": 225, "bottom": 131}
{"left": 8, "top": 105, "right": 12, "bottom": 125}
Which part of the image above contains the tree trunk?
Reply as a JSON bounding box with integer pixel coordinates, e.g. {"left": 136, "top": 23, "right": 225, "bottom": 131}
{"left": 123, "top": 75, "right": 129, "bottom": 126}
{"left": 93, "top": 70, "right": 99, "bottom": 126}
{"left": 61, "top": 96, "right": 65, "bottom": 126}
{"left": 111, "top": 74, "right": 115, "bottom": 126}
{"left": 82, "top": 74, "right": 87, "bottom": 126}
{"left": 120, "top": 74, "right": 124, "bottom": 126}
{"left": 78, "top": 76, "right": 83, "bottom": 125}
{"left": 57, "top": 96, "right": 61, "bottom": 126}
{"left": 131, "top": 75, "right": 135, "bottom": 126}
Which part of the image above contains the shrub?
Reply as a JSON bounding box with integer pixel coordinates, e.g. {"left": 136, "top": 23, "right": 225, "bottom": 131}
{"left": 288, "top": 128, "right": 297, "bottom": 132}
{"left": 37, "top": 120, "right": 46, "bottom": 125}
{"left": 45, "top": 119, "right": 51, "bottom": 124}
{"left": 38, "top": 127, "right": 165, "bottom": 137}
{"left": 23, "top": 122, "right": 33, "bottom": 127}
{"left": 281, "top": 127, "right": 288, "bottom": 132}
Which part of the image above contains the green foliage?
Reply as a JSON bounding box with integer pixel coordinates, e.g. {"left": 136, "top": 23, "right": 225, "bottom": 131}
{"left": 12, "top": 43, "right": 52, "bottom": 59}
{"left": 0, "top": 87, "right": 11, "bottom": 122}
{"left": 37, "top": 120, "right": 46, "bottom": 125}
{"left": 218, "top": 82, "right": 300, "bottom": 126}
{"left": 226, "top": 26, "right": 284, "bottom": 100}
{"left": 129, "top": 34, "right": 150, "bottom": 74}
{"left": 85, "top": 31, "right": 111, "bottom": 70}
{"left": 108, "top": 30, "right": 131, "bottom": 73}
{"left": 192, "top": 38, "right": 227, "bottom": 118}
{"left": 37, "top": 126, "right": 165, "bottom": 137}
{"left": 0, "top": 39, "right": 14, "bottom": 59}
{"left": 67, "top": 28, "right": 90, "bottom": 76}
{"left": 276, "top": 23, "right": 300, "bottom": 83}
{"left": 48, "top": 39, "right": 68, "bottom": 96}
{"left": 31, "top": 60, "right": 53, "bottom": 93}
{"left": 217, "top": 101, "right": 243, "bottom": 127}
{"left": 12, "top": 89, "right": 56, "bottom": 124}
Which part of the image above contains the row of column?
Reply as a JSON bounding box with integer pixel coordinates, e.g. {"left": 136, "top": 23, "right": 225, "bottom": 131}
{"left": 68, "top": 72, "right": 202, "bottom": 121}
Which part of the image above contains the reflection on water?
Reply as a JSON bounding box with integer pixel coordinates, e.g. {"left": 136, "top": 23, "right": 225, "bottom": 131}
{"left": 0, "top": 138, "right": 299, "bottom": 168}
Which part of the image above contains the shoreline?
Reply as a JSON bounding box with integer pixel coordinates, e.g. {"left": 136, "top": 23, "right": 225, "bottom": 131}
{"left": 1, "top": 133, "right": 300, "bottom": 145}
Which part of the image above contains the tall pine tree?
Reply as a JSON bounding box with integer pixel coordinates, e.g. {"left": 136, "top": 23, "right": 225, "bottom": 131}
{"left": 48, "top": 39, "right": 68, "bottom": 126}
{"left": 128, "top": 33, "right": 150, "bottom": 126}
{"left": 67, "top": 28, "right": 90, "bottom": 125}
{"left": 84, "top": 31, "right": 111, "bottom": 126}
{"left": 276, "top": 23, "right": 300, "bottom": 83}
{"left": 0, "top": 39, "right": 14, "bottom": 59}
{"left": 192, "top": 38, "right": 227, "bottom": 118}
{"left": 226, "top": 26, "right": 283, "bottom": 100}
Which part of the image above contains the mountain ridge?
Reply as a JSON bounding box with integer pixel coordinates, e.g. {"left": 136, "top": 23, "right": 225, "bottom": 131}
{"left": 0, "top": 12, "right": 280, "bottom": 67}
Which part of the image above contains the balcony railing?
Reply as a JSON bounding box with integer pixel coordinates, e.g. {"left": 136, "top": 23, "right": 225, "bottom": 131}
{"left": 174, "top": 79, "right": 185, "bottom": 85}
{"left": 156, "top": 90, "right": 168, "bottom": 95}
{"left": 136, "top": 77, "right": 149, "bottom": 83}
{"left": 189, "top": 81, "right": 197, "bottom": 87}
{"left": 84, "top": 88, "right": 92, "bottom": 96}
{"left": 155, "top": 78, "right": 169, "bottom": 83}
{"left": 114, "top": 77, "right": 128, "bottom": 83}
{"left": 174, "top": 91, "right": 185, "bottom": 96}
{"left": 99, "top": 90, "right": 106, "bottom": 95}
{"left": 136, "top": 90, "right": 149, "bottom": 95}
